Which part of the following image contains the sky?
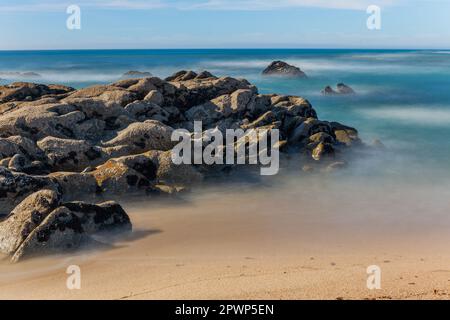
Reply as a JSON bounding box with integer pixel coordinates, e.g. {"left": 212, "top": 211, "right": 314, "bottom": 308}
{"left": 0, "top": 0, "right": 449, "bottom": 50}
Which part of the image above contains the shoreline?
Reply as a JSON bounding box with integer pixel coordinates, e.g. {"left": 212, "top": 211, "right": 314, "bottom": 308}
{"left": 1, "top": 179, "right": 449, "bottom": 300}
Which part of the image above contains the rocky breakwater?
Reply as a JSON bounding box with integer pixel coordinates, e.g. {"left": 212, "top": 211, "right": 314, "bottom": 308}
{"left": 0, "top": 71, "right": 362, "bottom": 261}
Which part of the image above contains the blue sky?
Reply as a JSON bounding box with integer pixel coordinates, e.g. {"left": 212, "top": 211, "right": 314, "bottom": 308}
{"left": 0, "top": 0, "right": 449, "bottom": 50}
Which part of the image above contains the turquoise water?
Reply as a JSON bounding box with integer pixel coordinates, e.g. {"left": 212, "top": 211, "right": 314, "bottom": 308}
{"left": 1, "top": 49, "right": 450, "bottom": 179}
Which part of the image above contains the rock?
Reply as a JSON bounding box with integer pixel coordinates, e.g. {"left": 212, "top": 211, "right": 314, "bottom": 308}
{"left": 196, "top": 71, "right": 216, "bottom": 79}
{"left": 0, "top": 82, "right": 74, "bottom": 103}
{"left": 321, "top": 83, "right": 355, "bottom": 95}
{"left": 185, "top": 101, "right": 226, "bottom": 125}
{"left": 0, "top": 71, "right": 365, "bottom": 261}
{"left": 121, "top": 71, "right": 152, "bottom": 79}
{"left": 21, "top": 72, "right": 41, "bottom": 78}
{"left": 0, "top": 189, "right": 131, "bottom": 262}
{"left": 330, "top": 122, "right": 360, "bottom": 146}
{"left": 91, "top": 158, "right": 154, "bottom": 193}
{"left": 0, "top": 189, "right": 61, "bottom": 255}
{"left": 0, "top": 167, "right": 56, "bottom": 216}
{"left": 0, "top": 136, "right": 43, "bottom": 161}
{"left": 321, "top": 86, "right": 337, "bottom": 95}
{"left": 125, "top": 100, "right": 169, "bottom": 122}
{"left": 308, "top": 132, "right": 335, "bottom": 144}
{"left": 262, "top": 61, "right": 307, "bottom": 78}
{"left": 8, "top": 154, "right": 32, "bottom": 172}
{"left": 229, "top": 89, "right": 255, "bottom": 114}
{"left": 290, "top": 119, "right": 333, "bottom": 144}
{"left": 0, "top": 72, "right": 42, "bottom": 80}
{"left": 65, "top": 85, "right": 137, "bottom": 107}
{"left": 312, "top": 142, "right": 335, "bottom": 161}
{"left": 103, "top": 121, "right": 175, "bottom": 153}
{"left": 170, "top": 76, "right": 255, "bottom": 111}
{"left": 151, "top": 150, "right": 203, "bottom": 185}
{"left": 37, "top": 137, "right": 106, "bottom": 171}
{"left": 166, "top": 70, "right": 198, "bottom": 82}
{"left": 143, "top": 90, "right": 164, "bottom": 105}
{"left": 337, "top": 83, "right": 355, "bottom": 95}
{"left": 49, "top": 172, "right": 99, "bottom": 199}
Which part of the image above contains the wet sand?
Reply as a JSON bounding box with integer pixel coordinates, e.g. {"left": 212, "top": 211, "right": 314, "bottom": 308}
{"left": 1, "top": 174, "right": 450, "bottom": 300}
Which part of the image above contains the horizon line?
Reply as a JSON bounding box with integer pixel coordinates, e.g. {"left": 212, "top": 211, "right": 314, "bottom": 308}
{"left": 1, "top": 47, "right": 449, "bottom": 52}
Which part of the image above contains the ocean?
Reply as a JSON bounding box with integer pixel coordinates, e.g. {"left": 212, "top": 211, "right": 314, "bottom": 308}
{"left": 2, "top": 49, "right": 450, "bottom": 297}
{"left": 1, "top": 48, "right": 450, "bottom": 180}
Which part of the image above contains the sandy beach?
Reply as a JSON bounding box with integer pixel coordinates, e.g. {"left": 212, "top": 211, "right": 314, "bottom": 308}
{"left": 1, "top": 175, "right": 449, "bottom": 300}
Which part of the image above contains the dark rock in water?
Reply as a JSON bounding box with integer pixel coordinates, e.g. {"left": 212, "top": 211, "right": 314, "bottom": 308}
{"left": 0, "top": 72, "right": 42, "bottom": 79}
{"left": 21, "top": 72, "right": 42, "bottom": 79}
{"left": 321, "top": 83, "right": 355, "bottom": 95}
{"left": 262, "top": 61, "right": 307, "bottom": 78}
{"left": 122, "top": 70, "right": 153, "bottom": 79}
{"left": 321, "top": 86, "right": 338, "bottom": 95}
{"left": 337, "top": 83, "right": 355, "bottom": 95}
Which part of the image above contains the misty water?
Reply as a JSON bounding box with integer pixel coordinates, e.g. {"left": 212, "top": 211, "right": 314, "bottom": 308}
{"left": 1, "top": 49, "right": 450, "bottom": 252}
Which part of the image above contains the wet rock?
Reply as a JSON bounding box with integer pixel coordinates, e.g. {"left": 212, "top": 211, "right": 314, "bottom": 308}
{"left": 0, "top": 189, "right": 131, "bottom": 262}
{"left": 312, "top": 142, "right": 335, "bottom": 161}
{"left": 321, "top": 86, "right": 337, "bottom": 95}
{"left": 337, "top": 83, "right": 355, "bottom": 95}
{"left": 262, "top": 61, "right": 307, "bottom": 78}
{"left": 0, "top": 71, "right": 365, "bottom": 261}
{"left": 330, "top": 122, "right": 360, "bottom": 146}
{"left": 0, "top": 189, "right": 61, "bottom": 255}
{"left": 322, "top": 83, "right": 355, "bottom": 95}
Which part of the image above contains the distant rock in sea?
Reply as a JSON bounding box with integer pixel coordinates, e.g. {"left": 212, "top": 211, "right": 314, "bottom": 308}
{"left": 0, "top": 72, "right": 42, "bottom": 79}
{"left": 262, "top": 61, "right": 307, "bottom": 78}
{"left": 122, "top": 70, "right": 153, "bottom": 79}
{"left": 321, "top": 83, "right": 355, "bottom": 95}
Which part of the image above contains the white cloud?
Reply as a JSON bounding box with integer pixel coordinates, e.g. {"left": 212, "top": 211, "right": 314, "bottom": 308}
{"left": 183, "top": 0, "right": 400, "bottom": 11}
{"left": 0, "top": 0, "right": 402, "bottom": 12}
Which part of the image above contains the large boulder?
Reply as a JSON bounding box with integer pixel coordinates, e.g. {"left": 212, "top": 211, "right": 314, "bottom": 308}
{"left": 0, "top": 189, "right": 131, "bottom": 262}
{"left": 262, "top": 61, "right": 307, "bottom": 78}
{"left": 37, "top": 137, "right": 106, "bottom": 171}
{"left": 0, "top": 167, "right": 56, "bottom": 217}
{"left": 103, "top": 120, "right": 175, "bottom": 153}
